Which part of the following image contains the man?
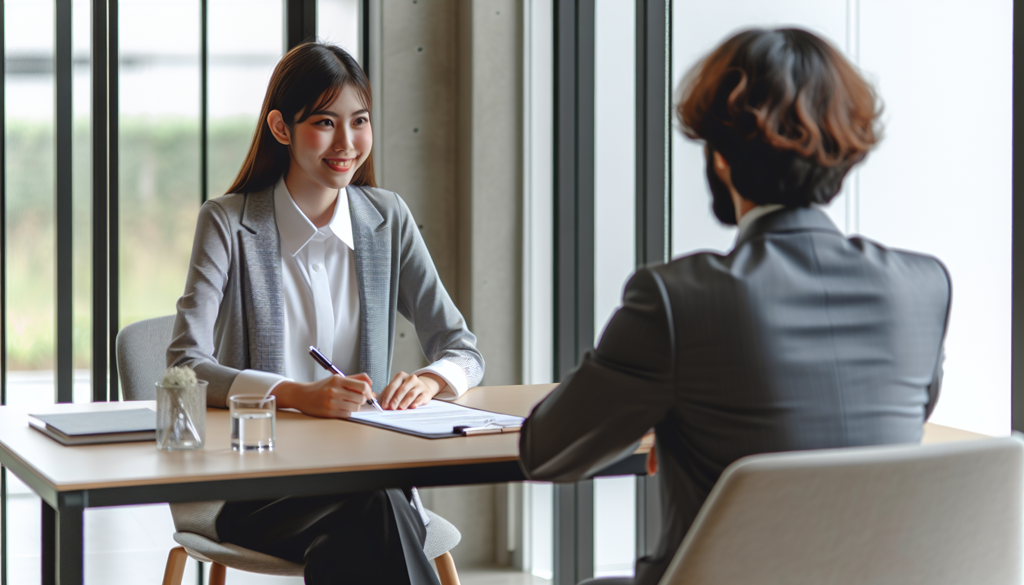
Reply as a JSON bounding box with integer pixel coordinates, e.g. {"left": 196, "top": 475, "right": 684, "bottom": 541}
{"left": 519, "top": 28, "right": 950, "bottom": 585}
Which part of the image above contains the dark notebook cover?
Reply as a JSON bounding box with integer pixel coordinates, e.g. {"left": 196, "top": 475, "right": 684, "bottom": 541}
{"left": 29, "top": 408, "right": 156, "bottom": 436}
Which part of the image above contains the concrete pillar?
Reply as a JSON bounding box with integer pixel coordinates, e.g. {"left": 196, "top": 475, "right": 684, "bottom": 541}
{"left": 374, "top": 0, "right": 523, "bottom": 568}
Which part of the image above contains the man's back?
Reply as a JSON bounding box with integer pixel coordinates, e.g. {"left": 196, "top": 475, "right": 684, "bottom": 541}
{"left": 519, "top": 207, "right": 950, "bottom": 585}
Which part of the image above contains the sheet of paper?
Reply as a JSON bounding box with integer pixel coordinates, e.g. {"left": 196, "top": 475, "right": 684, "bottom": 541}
{"left": 349, "top": 400, "right": 523, "bottom": 435}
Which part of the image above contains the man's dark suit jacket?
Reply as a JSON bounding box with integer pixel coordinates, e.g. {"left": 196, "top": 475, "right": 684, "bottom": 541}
{"left": 519, "top": 207, "right": 951, "bottom": 585}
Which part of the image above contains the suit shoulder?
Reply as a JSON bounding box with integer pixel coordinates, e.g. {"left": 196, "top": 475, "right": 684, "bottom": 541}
{"left": 203, "top": 192, "right": 246, "bottom": 218}
{"left": 850, "top": 236, "right": 951, "bottom": 287}
{"left": 352, "top": 186, "right": 408, "bottom": 217}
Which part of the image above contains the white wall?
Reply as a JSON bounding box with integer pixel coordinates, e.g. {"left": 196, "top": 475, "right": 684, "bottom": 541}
{"left": 670, "top": 0, "right": 1013, "bottom": 436}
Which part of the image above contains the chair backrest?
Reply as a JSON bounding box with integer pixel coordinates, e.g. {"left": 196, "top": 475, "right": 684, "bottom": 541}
{"left": 116, "top": 315, "right": 176, "bottom": 401}
{"left": 659, "top": 435, "right": 1024, "bottom": 585}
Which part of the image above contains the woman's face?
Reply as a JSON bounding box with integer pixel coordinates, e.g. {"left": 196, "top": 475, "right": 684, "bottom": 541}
{"left": 282, "top": 84, "right": 372, "bottom": 196}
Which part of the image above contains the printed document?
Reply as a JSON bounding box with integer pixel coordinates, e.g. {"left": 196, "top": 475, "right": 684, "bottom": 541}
{"left": 349, "top": 400, "right": 523, "bottom": 436}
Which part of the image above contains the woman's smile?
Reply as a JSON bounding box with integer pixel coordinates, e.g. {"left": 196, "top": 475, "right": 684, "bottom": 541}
{"left": 324, "top": 158, "right": 357, "bottom": 172}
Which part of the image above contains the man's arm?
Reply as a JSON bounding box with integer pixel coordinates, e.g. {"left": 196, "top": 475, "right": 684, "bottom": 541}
{"left": 519, "top": 268, "right": 676, "bottom": 482}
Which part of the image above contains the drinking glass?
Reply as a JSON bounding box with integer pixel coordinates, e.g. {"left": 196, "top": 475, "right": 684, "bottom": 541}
{"left": 229, "top": 395, "right": 276, "bottom": 452}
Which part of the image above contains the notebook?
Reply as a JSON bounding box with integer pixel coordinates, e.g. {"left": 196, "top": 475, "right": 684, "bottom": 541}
{"left": 347, "top": 400, "right": 524, "bottom": 439}
{"left": 28, "top": 408, "right": 157, "bottom": 446}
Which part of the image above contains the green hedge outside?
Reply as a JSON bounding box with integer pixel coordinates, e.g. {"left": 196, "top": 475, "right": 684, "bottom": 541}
{"left": 5, "top": 116, "right": 258, "bottom": 371}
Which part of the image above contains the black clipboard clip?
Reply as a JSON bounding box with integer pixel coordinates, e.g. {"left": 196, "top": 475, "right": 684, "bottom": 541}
{"left": 453, "top": 419, "right": 522, "bottom": 436}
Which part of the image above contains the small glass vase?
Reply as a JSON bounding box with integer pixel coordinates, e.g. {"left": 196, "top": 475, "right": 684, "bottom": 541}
{"left": 156, "top": 380, "right": 207, "bottom": 450}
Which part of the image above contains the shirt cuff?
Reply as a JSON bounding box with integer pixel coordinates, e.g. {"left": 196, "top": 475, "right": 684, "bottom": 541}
{"left": 227, "top": 369, "right": 290, "bottom": 401}
{"left": 414, "top": 360, "right": 468, "bottom": 400}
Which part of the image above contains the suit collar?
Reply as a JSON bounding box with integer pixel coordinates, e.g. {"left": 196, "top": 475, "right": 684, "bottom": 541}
{"left": 347, "top": 185, "right": 386, "bottom": 234}
{"left": 240, "top": 184, "right": 276, "bottom": 234}
{"left": 237, "top": 184, "right": 286, "bottom": 376}
{"left": 734, "top": 205, "right": 842, "bottom": 248}
{"left": 347, "top": 185, "right": 391, "bottom": 391}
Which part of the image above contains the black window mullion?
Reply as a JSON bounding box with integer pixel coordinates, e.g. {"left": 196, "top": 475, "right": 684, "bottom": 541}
{"left": 55, "top": 0, "right": 74, "bottom": 404}
{"left": 200, "top": 0, "right": 208, "bottom": 204}
{"left": 361, "top": 0, "right": 370, "bottom": 74}
{"left": 633, "top": 0, "right": 670, "bottom": 564}
{"left": 108, "top": 0, "right": 119, "bottom": 401}
{"left": 91, "top": 0, "right": 108, "bottom": 403}
{"left": 1012, "top": 0, "right": 1023, "bottom": 431}
{"left": 285, "top": 0, "right": 317, "bottom": 52}
{"left": 635, "top": 0, "right": 670, "bottom": 268}
{"left": 552, "top": 1, "right": 596, "bottom": 584}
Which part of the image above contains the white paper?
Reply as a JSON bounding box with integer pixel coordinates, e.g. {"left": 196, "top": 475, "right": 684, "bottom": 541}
{"left": 349, "top": 400, "right": 523, "bottom": 435}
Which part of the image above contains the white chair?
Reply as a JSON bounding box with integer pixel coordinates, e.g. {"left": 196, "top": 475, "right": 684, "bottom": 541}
{"left": 116, "top": 316, "right": 462, "bottom": 585}
{"left": 658, "top": 435, "right": 1024, "bottom": 585}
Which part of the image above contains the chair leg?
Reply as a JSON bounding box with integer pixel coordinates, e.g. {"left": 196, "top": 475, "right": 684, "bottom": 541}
{"left": 209, "top": 562, "right": 227, "bottom": 585}
{"left": 435, "top": 552, "right": 461, "bottom": 585}
{"left": 161, "top": 547, "right": 189, "bottom": 585}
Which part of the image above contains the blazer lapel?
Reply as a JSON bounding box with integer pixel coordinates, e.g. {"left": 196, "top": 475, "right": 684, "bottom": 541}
{"left": 348, "top": 186, "right": 391, "bottom": 391}
{"left": 239, "top": 186, "right": 285, "bottom": 375}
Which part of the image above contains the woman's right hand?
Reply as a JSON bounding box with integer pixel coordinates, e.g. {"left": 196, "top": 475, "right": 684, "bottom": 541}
{"left": 270, "top": 373, "right": 375, "bottom": 418}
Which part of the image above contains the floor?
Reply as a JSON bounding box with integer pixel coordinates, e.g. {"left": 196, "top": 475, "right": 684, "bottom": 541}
{"left": 2, "top": 489, "right": 552, "bottom": 585}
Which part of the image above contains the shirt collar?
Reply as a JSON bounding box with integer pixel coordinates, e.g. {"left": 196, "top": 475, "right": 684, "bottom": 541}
{"left": 273, "top": 176, "right": 355, "bottom": 256}
{"left": 736, "top": 204, "right": 786, "bottom": 240}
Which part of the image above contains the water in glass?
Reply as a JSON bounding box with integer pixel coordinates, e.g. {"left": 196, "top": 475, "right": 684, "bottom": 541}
{"left": 231, "top": 409, "right": 275, "bottom": 452}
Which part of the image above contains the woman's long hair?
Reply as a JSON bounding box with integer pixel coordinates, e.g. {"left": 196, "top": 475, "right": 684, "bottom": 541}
{"left": 227, "top": 43, "right": 376, "bottom": 194}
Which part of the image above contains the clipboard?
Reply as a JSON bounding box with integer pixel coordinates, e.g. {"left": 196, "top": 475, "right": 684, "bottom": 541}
{"left": 345, "top": 400, "right": 524, "bottom": 439}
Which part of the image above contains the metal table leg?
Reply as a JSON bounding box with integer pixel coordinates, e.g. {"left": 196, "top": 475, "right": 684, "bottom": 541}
{"left": 554, "top": 480, "right": 594, "bottom": 585}
{"left": 41, "top": 496, "right": 83, "bottom": 585}
{"left": 635, "top": 475, "right": 662, "bottom": 559}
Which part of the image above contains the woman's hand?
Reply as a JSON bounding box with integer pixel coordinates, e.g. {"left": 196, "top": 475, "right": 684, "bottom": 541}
{"left": 271, "top": 373, "right": 374, "bottom": 418}
{"left": 380, "top": 372, "right": 446, "bottom": 410}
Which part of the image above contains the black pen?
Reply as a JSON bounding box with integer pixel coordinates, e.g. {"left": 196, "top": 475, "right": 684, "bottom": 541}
{"left": 308, "top": 346, "right": 385, "bottom": 413}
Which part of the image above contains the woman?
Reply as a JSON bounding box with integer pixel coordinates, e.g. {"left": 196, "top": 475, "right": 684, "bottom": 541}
{"left": 168, "top": 42, "right": 483, "bottom": 584}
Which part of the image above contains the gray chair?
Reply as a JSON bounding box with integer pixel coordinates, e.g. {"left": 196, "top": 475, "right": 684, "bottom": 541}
{"left": 658, "top": 435, "right": 1024, "bottom": 585}
{"left": 117, "top": 316, "right": 462, "bottom": 585}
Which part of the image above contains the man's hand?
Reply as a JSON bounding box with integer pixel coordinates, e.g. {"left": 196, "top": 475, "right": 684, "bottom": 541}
{"left": 271, "top": 373, "right": 374, "bottom": 418}
{"left": 646, "top": 447, "right": 658, "bottom": 476}
{"left": 380, "top": 372, "right": 446, "bottom": 410}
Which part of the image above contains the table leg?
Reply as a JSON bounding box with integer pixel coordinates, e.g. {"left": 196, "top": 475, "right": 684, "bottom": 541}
{"left": 40, "top": 497, "right": 83, "bottom": 585}
{"left": 41, "top": 502, "right": 53, "bottom": 585}
{"left": 553, "top": 480, "right": 594, "bottom": 585}
{"left": 635, "top": 475, "right": 662, "bottom": 558}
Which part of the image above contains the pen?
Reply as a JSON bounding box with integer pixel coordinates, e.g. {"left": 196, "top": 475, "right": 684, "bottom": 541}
{"left": 308, "top": 345, "right": 385, "bottom": 413}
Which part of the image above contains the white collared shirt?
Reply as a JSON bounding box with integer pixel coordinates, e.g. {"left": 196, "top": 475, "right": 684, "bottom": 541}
{"left": 227, "top": 177, "right": 468, "bottom": 400}
{"left": 736, "top": 204, "right": 786, "bottom": 240}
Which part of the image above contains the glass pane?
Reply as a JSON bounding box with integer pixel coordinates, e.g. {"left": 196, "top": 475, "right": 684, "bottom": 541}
{"left": 5, "top": 0, "right": 56, "bottom": 409}
{"left": 118, "top": 0, "right": 201, "bottom": 331}
{"left": 207, "top": 0, "right": 283, "bottom": 199}
{"left": 856, "top": 0, "right": 1012, "bottom": 435}
{"left": 594, "top": 476, "right": 636, "bottom": 578}
{"left": 317, "top": 0, "right": 361, "bottom": 62}
{"left": 5, "top": 3, "right": 53, "bottom": 581}
{"left": 72, "top": 0, "right": 92, "bottom": 403}
{"left": 593, "top": 0, "right": 637, "bottom": 578}
{"left": 593, "top": 0, "right": 636, "bottom": 340}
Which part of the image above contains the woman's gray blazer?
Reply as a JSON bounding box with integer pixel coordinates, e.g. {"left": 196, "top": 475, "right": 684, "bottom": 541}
{"left": 168, "top": 184, "right": 484, "bottom": 407}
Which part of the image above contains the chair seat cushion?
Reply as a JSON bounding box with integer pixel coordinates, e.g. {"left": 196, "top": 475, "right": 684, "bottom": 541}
{"left": 173, "top": 532, "right": 305, "bottom": 576}
{"left": 172, "top": 506, "right": 462, "bottom": 575}
{"left": 169, "top": 500, "right": 225, "bottom": 542}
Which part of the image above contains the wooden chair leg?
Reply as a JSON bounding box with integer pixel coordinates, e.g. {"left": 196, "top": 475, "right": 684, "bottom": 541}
{"left": 161, "top": 547, "right": 189, "bottom": 585}
{"left": 208, "top": 562, "right": 227, "bottom": 585}
{"left": 434, "top": 551, "right": 461, "bottom": 585}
